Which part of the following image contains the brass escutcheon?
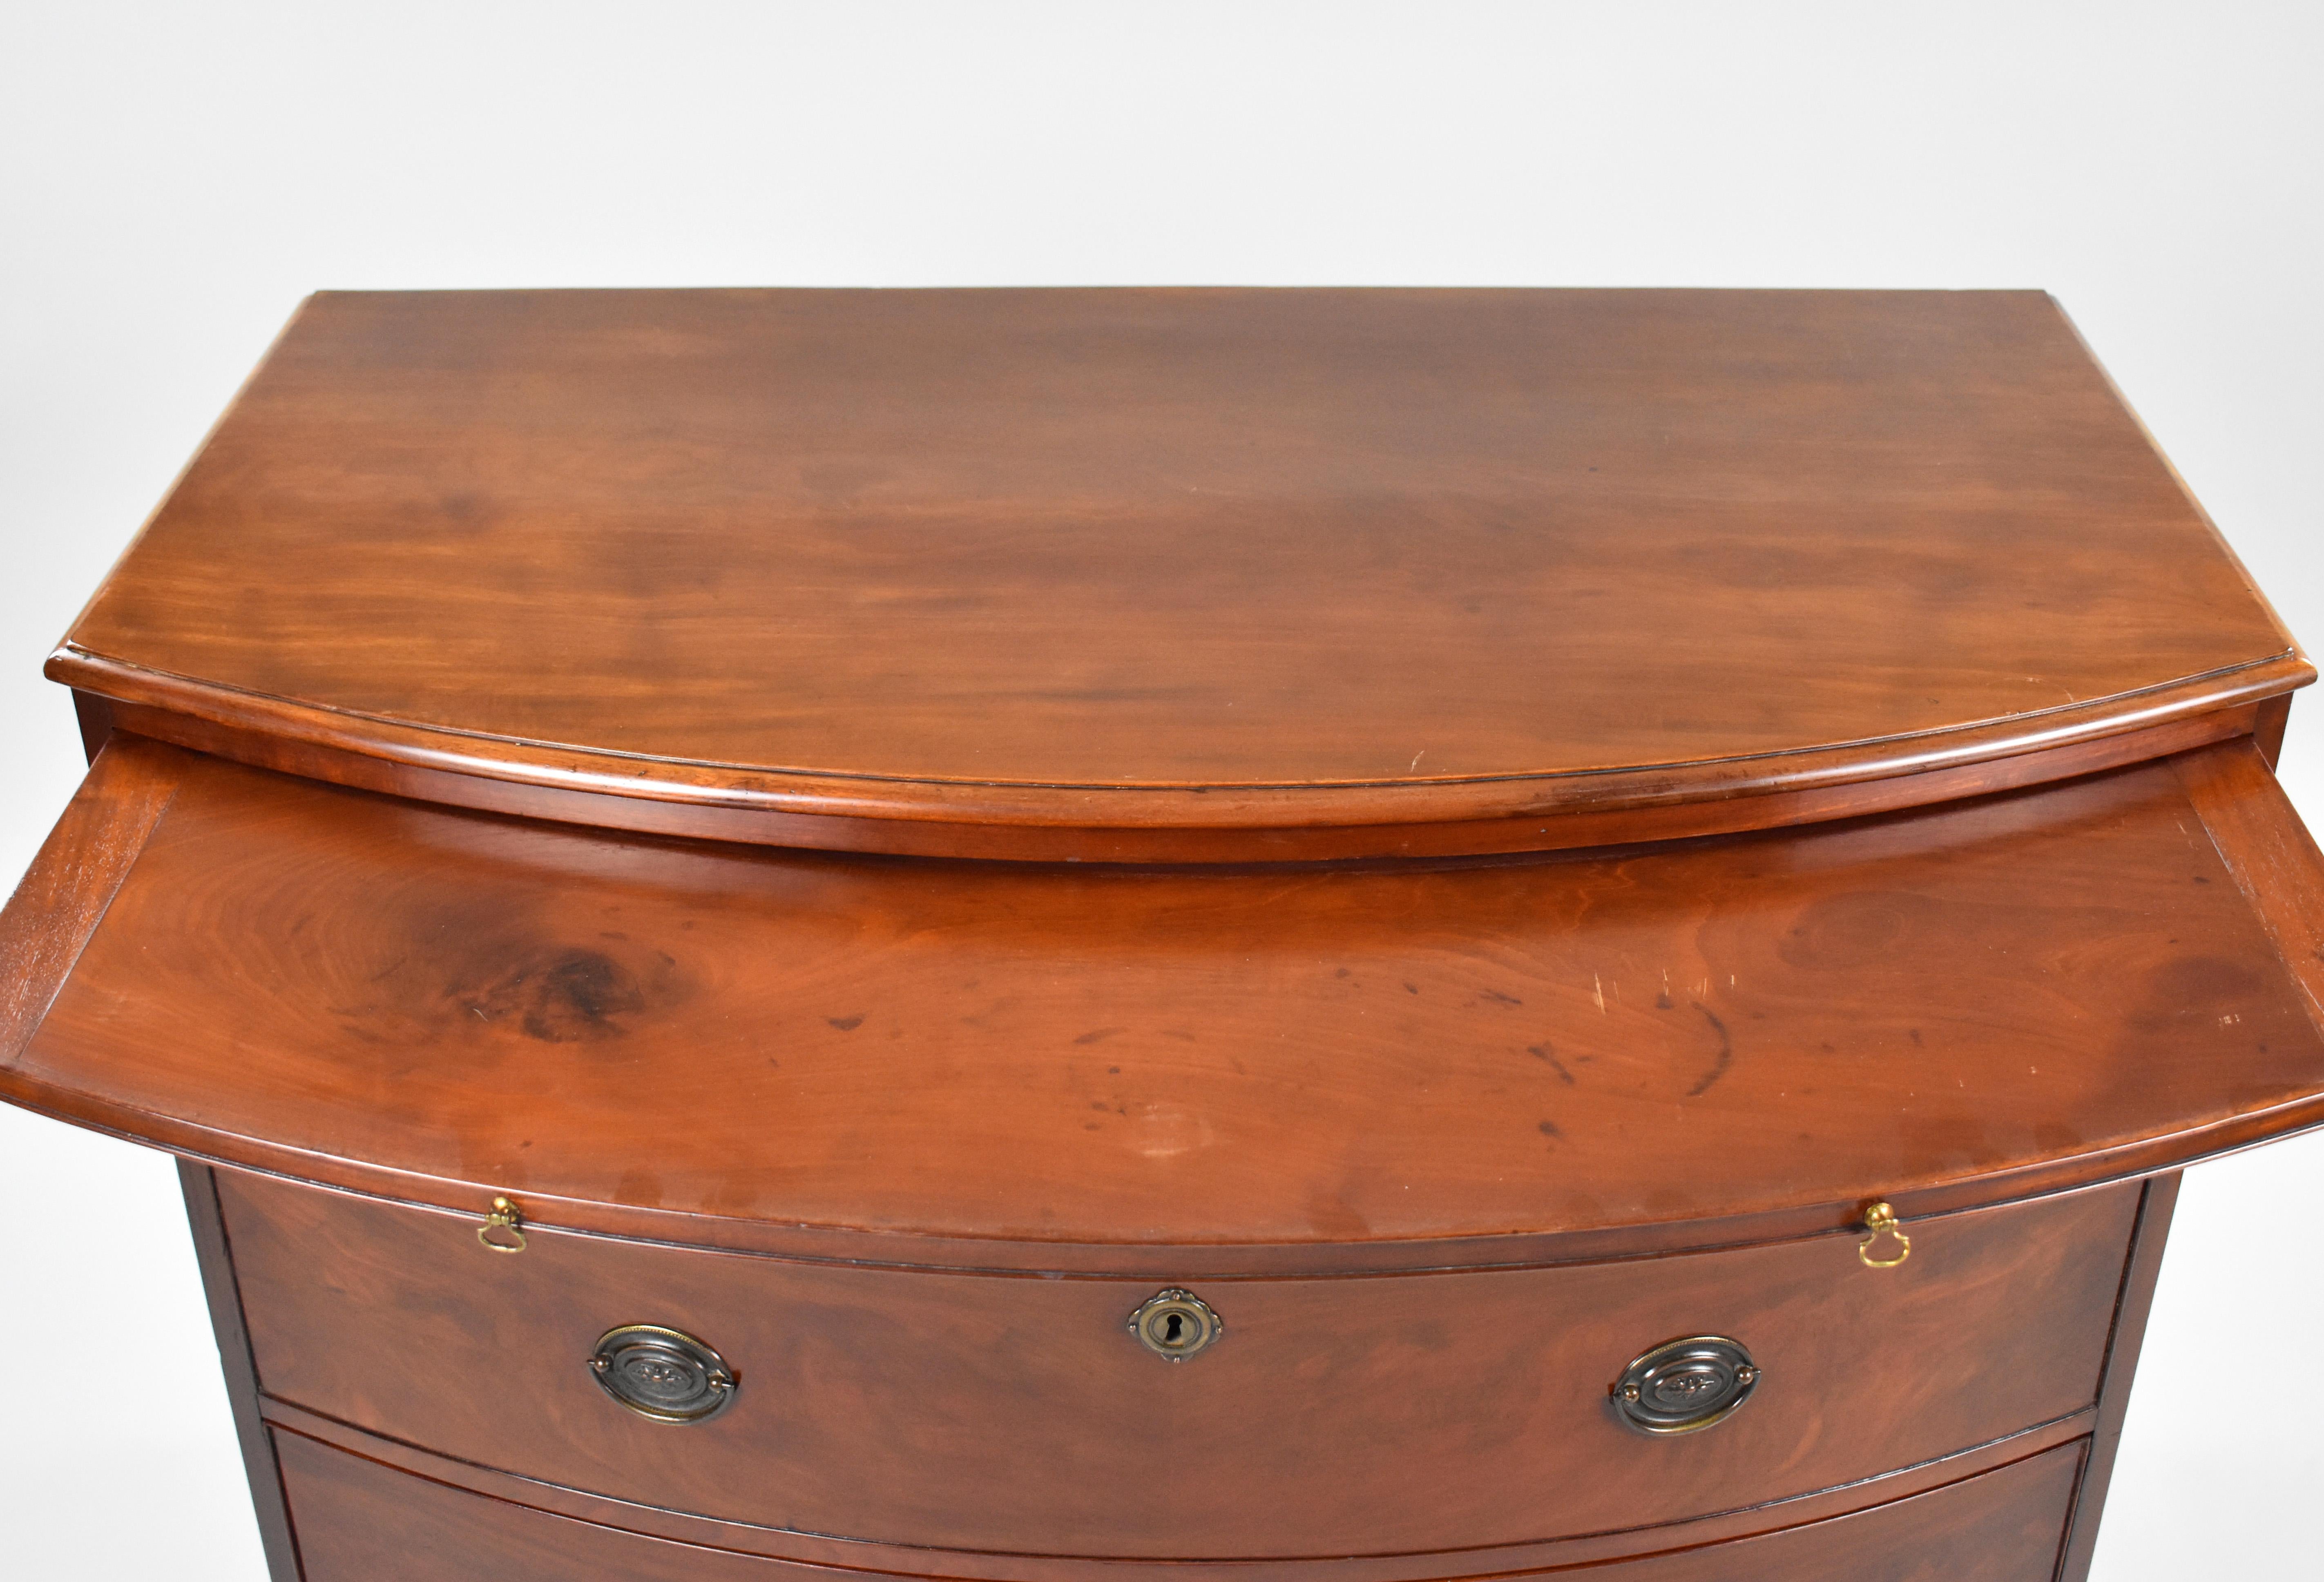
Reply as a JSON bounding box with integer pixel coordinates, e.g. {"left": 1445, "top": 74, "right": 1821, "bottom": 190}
{"left": 1128, "top": 1288, "right": 1223, "bottom": 1361}
{"left": 477, "top": 1194, "right": 527, "bottom": 1254}
{"left": 1858, "top": 1200, "right": 1911, "bottom": 1269}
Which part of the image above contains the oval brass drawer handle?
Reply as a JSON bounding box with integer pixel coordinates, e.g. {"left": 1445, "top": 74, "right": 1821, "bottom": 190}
{"left": 1859, "top": 1200, "right": 1912, "bottom": 1269}
{"left": 588, "top": 1325, "right": 738, "bottom": 1424}
{"left": 1128, "top": 1287, "right": 1223, "bottom": 1361}
{"left": 1611, "top": 1335, "right": 1759, "bottom": 1435}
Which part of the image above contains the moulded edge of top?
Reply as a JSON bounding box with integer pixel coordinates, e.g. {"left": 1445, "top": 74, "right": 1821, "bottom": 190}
{"left": 45, "top": 644, "right": 2316, "bottom": 863}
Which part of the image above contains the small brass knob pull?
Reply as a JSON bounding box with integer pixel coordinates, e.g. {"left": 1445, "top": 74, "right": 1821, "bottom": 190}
{"left": 1859, "top": 1200, "right": 1912, "bottom": 1269}
{"left": 1612, "top": 1335, "right": 1760, "bottom": 1435}
{"left": 588, "top": 1325, "right": 737, "bottom": 1424}
{"left": 476, "top": 1195, "right": 527, "bottom": 1254}
{"left": 1128, "top": 1288, "right": 1223, "bottom": 1361}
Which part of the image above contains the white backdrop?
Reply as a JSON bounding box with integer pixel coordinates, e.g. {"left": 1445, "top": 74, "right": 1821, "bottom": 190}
{"left": 3, "top": 4, "right": 2319, "bottom": 1577}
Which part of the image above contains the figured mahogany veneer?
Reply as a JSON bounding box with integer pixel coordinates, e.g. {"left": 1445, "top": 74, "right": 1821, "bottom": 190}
{"left": 4, "top": 736, "right": 2322, "bottom": 1268}
{"left": 7, "top": 289, "right": 2322, "bottom": 1582}
{"left": 272, "top": 1429, "right": 2088, "bottom": 1582}
{"left": 220, "top": 1171, "right": 2132, "bottom": 1559}
{"left": 48, "top": 289, "right": 2310, "bottom": 859}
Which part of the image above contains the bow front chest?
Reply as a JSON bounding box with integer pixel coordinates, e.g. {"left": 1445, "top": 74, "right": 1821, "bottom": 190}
{"left": 5, "top": 288, "right": 2320, "bottom": 1581}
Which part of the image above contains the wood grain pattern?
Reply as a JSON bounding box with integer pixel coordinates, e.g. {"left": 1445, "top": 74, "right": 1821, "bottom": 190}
{"left": 2178, "top": 739, "right": 2324, "bottom": 1032}
{"left": 0, "top": 735, "right": 175, "bottom": 1065}
{"left": 84, "top": 683, "right": 2274, "bottom": 864}
{"left": 223, "top": 1171, "right": 2133, "bottom": 1558}
{"left": 260, "top": 1396, "right": 2098, "bottom": 1582}
{"left": 49, "top": 288, "right": 2307, "bottom": 856}
{"left": 1552, "top": 1441, "right": 2083, "bottom": 1582}
{"left": 9, "top": 287, "right": 2314, "bottom": 1579}
{"left": 271, "top": 1428, "right": 2085, "bottom": 1582}
{"left": 8, "top": 742, "right": 2324, "bottom": 1266}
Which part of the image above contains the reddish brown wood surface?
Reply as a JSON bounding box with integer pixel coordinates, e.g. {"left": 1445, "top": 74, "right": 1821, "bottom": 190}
{"left": 272, "top": 1427, "right": 2083, "bottom": 1582}
{"left": 263, "top": 1394, "right": 2096, "bottom": 1582}
{"left": 224, "top": 1171, "right": 2131, "bottom": 1558}
{"left": 2057, "top": 1173, "right": 2180, "bottom": 1582}
{"left": 179, "top": 1163, "right": 303, "bottom": 1582}
{"left": 1553, "top": 1442, "right": 2083, "bottom": 1582}
{"left": 11, "top": 288, "right": 2313, "bottom": 1579}
{"left": 0, "top": 737, "right": 174, "bottom": 1065}
{"left": 83, "top": 685, "right": 2272, "bottom": 864}
{"left": 49, "top": 289, "right": 2307, "bottom": 856}
{"left": 2176, "top": 740, "right": 2324, "bottom": 1029}
{"left": 6, "top": 738, "right": 2324, "bottom": 1265}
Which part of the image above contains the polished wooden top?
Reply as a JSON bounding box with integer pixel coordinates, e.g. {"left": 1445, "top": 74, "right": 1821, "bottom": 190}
{"left": 50, "top": 289, "right": 2306, "bottom": 855}
{"left": 7, "top": 735, "right": 2321, "bottom": 1269}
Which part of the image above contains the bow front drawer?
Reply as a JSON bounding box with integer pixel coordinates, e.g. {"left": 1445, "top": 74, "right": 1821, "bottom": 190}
{"left": 221, "top": 1171, "right": 2137, "bottom": 1562}
{"left": 273, "top": 1429, "right": 2090, "bottom": 1582}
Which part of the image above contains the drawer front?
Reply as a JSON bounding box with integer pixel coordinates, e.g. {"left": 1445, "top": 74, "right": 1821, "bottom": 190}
{"left": 226, "top": 1173, "right": 2134, "bottom": 1560}
{"left": 276, "top": 1428, "right": 2086, "bottom": 1582}
{"left": 277, "top": 1430, "right": 813, "bottom": 1582}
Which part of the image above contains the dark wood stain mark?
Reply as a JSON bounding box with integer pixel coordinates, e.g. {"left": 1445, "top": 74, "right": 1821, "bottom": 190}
{"left": 1686, "top": 1003, "right": 1734, "bottom": 1098}
{"left": 457, "top": 949, "right": 649, "bottom": 1044}
{"left": 20, "top": 740, "right": 2324, "bottom": 1267}
{"left": 1527, "top": 1044, "right": 1578, "bottom": 1086}
{"left": 825, "top": 1015, "right": 864, "bottom": 1032}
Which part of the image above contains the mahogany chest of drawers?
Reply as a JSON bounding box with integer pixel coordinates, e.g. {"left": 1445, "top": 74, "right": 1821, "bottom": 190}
{"left": 4, "top": 288, "right": 2321, "bottom": 1580}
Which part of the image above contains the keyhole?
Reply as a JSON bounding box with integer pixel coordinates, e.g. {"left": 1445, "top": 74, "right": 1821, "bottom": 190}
{"left": 1129, "top": 1289, "right": 1221, "bottom": 1361}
